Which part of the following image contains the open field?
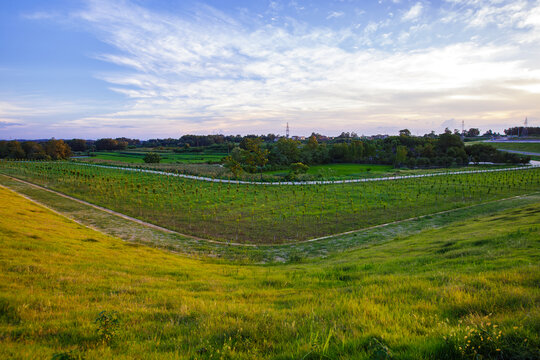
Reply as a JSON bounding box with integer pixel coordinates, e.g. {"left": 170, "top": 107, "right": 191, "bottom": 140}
{"left": 0, "top": 161, "right": 539, "bottom": 244}
{"left": 89, "top": 151, "right": 226, "bottom": 164}
{"left": 1, "top": 185, "right": 539, "bottom": 359}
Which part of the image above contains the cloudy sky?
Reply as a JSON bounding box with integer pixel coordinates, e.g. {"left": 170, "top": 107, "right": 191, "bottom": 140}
{"left": 1, "top": 0, "right": 539, "bottom": 139}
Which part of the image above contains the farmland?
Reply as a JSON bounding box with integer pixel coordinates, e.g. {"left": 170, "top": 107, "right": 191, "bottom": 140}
{"left": 87, "top": 151, "right": 226, "bottom": 164}
{"left": 1, "top": 184, "right": 539, "bottom": 359}
{"left": 0, "top": 161, "right": 539, "bottom": 244}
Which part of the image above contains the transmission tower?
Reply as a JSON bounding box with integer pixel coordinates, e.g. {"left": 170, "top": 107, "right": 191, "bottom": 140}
{"left": 461, "top": 120, "right": 465, "bottom": 138}
{"left": 523, "top": 117, "right": 528, "bottom": 137}
{"left": 286, "top": 122, "right": 290, "bottom": 138}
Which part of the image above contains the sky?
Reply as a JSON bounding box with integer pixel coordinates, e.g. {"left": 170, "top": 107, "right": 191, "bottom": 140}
{"left": 1, "top": 0, "right": 539, "bottom": 139}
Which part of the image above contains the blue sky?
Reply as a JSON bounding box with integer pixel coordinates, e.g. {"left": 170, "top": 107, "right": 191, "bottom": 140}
{"left": 1, "top": 0, "right": 539, "bottom": 139}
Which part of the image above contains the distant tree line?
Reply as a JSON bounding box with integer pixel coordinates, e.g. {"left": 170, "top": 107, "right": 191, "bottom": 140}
{"left": 504, "top": 127, "right": 540, "bottom": 136}
{"left": 224, "top": 129, "right": 529, "bottom": 175}
{"left": 0, "top": 140, "right": 72, "bottom": 160}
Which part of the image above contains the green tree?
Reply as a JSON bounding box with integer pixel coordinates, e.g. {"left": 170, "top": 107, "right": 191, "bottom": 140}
{"left": 399, "top": 129, "right": 411, "bottom": 137}
{"left": 395, "top": 145, "right": 408, "bottom": 167}
{"left": 21, "top": 141, "right": 48, "bottom": 160}
{"left": 239, "top": 138, "right": 269, "bottom": 173}
{"left": 274, "top": 138, "right": 300, "bottom": 165}
{"left": 44, "top": 139, "right": 72, "bottom": 160}
{"left": 67, "top": 139, "right": 87, "bottom": 152}
{"left": 3, "top": 141, "right": 25, "bottom": 159}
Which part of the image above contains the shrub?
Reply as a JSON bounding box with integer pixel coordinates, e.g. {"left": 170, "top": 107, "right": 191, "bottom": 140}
{"left": 143, "top": 152, "right": 161, "bottom": 163}
{"left": 94, "top": 310, "right": 120, "bottom": 345}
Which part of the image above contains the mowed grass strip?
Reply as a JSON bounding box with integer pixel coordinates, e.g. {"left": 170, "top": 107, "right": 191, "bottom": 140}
{"left": 0, "top": 161, "right": 539, "bottom": 244}
{"left": 92, "top": 151, "right": 226, "bottom": 164}
{"left": 1, "top": 186, "right": 539, "bottom": 359}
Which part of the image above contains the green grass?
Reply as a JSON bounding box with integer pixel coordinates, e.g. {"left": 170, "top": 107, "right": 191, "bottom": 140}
{"left": 1, "top": 161, "right": 538, "bottom": 244}
{"left": 489, "top": 142, "right": 540, "bottom": 154}
{"left": 265, "top": 163, "right": 394, "bottom": 177}
{"left": 1, "top": 185, "right": 539, "bottom": 359}
{"left": 90, "top": 151, "right": 226, "bottom": 164}
{"left": 265, "top": 163, "right": 517, "bottom": 180}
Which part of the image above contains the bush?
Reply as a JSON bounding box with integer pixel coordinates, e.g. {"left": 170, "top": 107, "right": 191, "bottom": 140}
{"left": 290, "top": 162, "right": 309, "bottom": 174}
{"left": 143, "top": 152, "right": 161, "bottom": 163}
{"left": 95, "top": 310, "right": 120, "bottom": 345}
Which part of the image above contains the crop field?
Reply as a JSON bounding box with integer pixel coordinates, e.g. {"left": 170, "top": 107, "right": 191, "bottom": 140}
{"left": 0, "top": 161, "right": 539, "bottom": 244}
{"left": 1, "top": 185, "right": 539, "bottom": 359}
{"left": 90, "top": 151, "right": 226, "bottom": 164}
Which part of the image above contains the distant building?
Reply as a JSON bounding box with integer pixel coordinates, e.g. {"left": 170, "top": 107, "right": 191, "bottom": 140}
{"left": 291, "top": 136, "right": 306, "bottom": 141}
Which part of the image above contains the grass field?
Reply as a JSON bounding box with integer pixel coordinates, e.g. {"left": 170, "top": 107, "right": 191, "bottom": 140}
{"left": 89, "top": 151, "right": 226, "bottom": 164}
{"left": 265, "top": 164, "right": 395, "bottom": 177}
{"left": 265, "top": 163, "right": 517, "bottom": 180}
{"left": 488, "top": 142, "right": 540, "bottom": 154}
{"left": 1, "top": 185, "right": 539, "bottom": 359}
{"left": 1, "top": 161, "right": 538, "bottom": 244}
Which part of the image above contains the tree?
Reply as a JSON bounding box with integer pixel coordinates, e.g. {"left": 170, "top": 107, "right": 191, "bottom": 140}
{"left": 273, "top": 138, "right": 300, "bottom": 165}
{"left": 224, "top": 155, "right": 243, "bottom": 177}
{"left": 44, "top": 139, "right": 71, "bottom": 160}
{"left": 143, "top": 152, "right": 161, "bottom": 163}
{"left": 395, "top": 145, "right": 408, "bottom": 167}
{"left": 22, "top": 141, "right": 48, "bottom": 160}
{"left": 239, "top": 137, "right": 269, "bottom": 173}
{"left": 67, "top": 139, "right": 87, "bottom": 152}
{"left": 466, "top": 128, "right": 480, "bottom": 137}
{"left": 399, "top": 129, "right": 411, "bottom": 137}
{"left": 95, "top": 138, "right": 127, "bottom": 151}
{"left": 4, "top": 141, "right": 25, "bottom": 159}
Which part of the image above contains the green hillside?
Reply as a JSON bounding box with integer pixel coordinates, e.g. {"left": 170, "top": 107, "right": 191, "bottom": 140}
{"left": 1, "top": 186, "right": 539, "bottom": 359}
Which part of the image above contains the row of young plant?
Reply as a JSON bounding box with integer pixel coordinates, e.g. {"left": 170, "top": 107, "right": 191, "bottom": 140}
{"left": 1, "top": 161, "right": 538, "bottom": 243}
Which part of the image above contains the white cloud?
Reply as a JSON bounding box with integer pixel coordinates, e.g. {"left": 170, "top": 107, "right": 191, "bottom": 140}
{"left": 327, "top": 11, "right": 345, "bottom": 19}
{"left": 402, "top": 2, "right": 423, "bottom": 22}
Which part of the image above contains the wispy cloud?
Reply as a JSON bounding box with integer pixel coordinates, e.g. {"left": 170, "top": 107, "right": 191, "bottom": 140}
{"left": 402, "top": 2, "right": 423, "bottom": 22}
{"left": 327, "top": 11, "right": 345, "bottom": 19}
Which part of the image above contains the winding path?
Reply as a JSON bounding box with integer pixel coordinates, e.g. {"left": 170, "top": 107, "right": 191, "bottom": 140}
{"left": 74, "top": 162, "right": 539, "bottom": 186}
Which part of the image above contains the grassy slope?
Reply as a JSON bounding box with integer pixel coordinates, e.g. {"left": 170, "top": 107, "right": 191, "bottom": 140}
{"left": 1, "top": 186, "right": 539, "bottom": 359}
